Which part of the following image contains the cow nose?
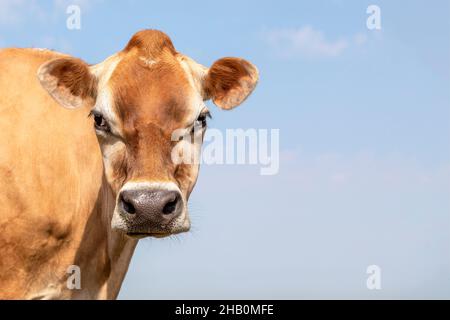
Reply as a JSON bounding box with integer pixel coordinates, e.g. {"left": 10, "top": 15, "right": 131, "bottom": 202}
{"left": 119, "top": 189, "right": 182, "bottom": 220}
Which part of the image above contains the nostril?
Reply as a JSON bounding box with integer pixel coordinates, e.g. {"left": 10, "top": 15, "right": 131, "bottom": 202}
{"left": 120, "top": 189, "right": 181, "bottom": 218}
{"left": 162, "top": 195, "right": 180, "bottom": 215}
{"left": 121, "top": 195, "right": 136, "bottom": 215}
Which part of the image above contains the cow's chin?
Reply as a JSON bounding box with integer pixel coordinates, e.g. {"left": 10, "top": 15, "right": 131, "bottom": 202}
{"left": 110, "top": 208, "right": 191, "bottom": 239}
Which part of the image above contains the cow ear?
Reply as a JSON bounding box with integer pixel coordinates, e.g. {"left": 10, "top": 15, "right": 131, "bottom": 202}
{"left": 37, "top": 57, "right": 97, "bottom": 109}
{"left": 204, "top": 57, "right": 258, "bottom": 110}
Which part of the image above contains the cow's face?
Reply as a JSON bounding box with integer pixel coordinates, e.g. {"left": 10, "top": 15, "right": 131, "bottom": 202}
{"left": 38, "top": 30, "right": 258, "bottom": 238}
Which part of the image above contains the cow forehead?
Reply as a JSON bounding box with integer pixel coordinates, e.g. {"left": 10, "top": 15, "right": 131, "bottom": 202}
{"left": 104, "top": 30, "right": 204, "bottom": 137}
{"left": 109, "top": 54, "right": 196, "bottom": 131}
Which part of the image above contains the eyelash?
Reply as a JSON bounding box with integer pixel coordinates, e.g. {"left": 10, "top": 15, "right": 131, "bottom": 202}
{"left": 88, "top": 111, "right": 110, "bottom": 132}
{"left": 192, "top": 111, "right": 211, "bottom": 133}
{"left": 87, "top": 110, "right": 210, "bottom": 135}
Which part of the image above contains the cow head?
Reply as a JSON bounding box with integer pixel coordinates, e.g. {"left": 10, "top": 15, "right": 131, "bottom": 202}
{"left": 37, "top": 30, "right": 258, "bottom": 238}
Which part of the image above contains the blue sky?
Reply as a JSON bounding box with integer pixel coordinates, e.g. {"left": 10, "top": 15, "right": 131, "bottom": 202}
{"left": 1, "top": 0, "right": 449, "bottom": 298}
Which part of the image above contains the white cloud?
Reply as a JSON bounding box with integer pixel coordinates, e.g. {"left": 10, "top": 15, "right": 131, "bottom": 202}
{"left": 265, "top": 26, "right": 369, "bottom": 59}
{"left": 199, "top": 148, "right": 450, "bottom": 196}
{"left": 0, "top": 0, "right": 21, "bottom": 24}
{"left": 265, "top": 26, "right": 347, "bottom": 58}
{"left": 53, "top": 0, "right": 100, "bottom": 11}
{"left": 0, "top": 0, "right": 99, "bottom": 26}
{"left": 277, "top": 150, "right": 450, "bottom": 194}
{"left": 354, "top": 32, "right": 368, "bottom": 46}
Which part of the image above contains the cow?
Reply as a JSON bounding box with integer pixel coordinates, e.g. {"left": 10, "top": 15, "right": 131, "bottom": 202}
{"left": 0, "top": 29, "right": 258, "bottom": 299}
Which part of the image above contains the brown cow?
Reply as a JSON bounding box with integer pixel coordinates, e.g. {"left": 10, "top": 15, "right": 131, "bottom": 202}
{"left": 0, "top": 29, "right": 258, "bottom": 299}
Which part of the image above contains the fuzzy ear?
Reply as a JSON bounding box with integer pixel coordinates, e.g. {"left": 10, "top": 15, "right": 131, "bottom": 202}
{"left": 37, "top": 57, "right": 97, "bottom": 109}
{"left": 204, "top": 57, "right": 258, "bottom": 110}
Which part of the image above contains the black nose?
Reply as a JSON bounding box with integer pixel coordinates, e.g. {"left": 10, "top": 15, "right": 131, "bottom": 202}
{"left": 119, "top": 189, "right": 182, "bottom": 220}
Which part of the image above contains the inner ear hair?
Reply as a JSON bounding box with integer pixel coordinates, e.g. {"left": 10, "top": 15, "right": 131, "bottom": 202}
{"left": 204, "top": 57, "right": 258, "bottom": 110}
{"left": 38, "top": 57, "right": 97, "bottom": 109}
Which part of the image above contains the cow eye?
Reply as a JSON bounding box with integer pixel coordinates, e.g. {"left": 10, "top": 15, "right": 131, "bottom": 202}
{"left": 192, "top": 111, "right": 211, "bottom": 133}
{"left": 90, "top": 111, "right": 109, "bottom": 132}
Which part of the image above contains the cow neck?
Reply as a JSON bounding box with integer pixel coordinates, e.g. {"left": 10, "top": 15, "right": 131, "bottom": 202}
{"left": 71, "top": 174, "right": 138, "bottom": 299}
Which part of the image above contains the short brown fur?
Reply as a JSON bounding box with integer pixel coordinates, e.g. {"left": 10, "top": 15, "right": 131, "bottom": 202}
{"left": 0, "top": 29, "right": 258, "bottom": 299}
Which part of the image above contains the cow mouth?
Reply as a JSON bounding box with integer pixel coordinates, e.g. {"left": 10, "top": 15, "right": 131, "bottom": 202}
{"left": 126, "top": 228, "right": 188, "bottom": 239}
{"left": 126, "top": 232, "right": 170, "bottom": 239}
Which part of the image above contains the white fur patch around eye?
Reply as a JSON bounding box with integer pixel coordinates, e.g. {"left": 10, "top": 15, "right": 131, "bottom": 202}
{"left": 177, "top": 56, "right": 210, "bottom": 126}
{"left": 90, "top": 54, "right": 123, "bottom": 135}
